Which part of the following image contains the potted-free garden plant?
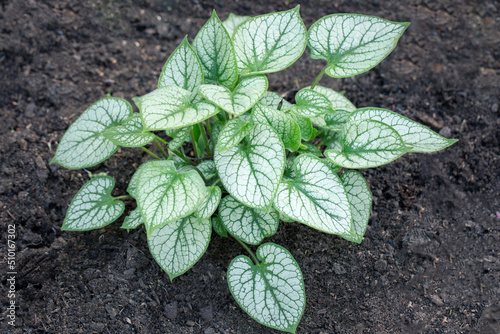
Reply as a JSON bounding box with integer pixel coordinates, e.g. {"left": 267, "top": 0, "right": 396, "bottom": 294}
{"left": 51, "top": 6, "right": 456, "bottom": 332}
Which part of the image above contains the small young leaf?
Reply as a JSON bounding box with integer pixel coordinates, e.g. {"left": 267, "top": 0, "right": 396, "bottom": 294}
{"left": 192, "top": 122, "right": 208, "bottom": 157}
{"left": 259, "top": 91, "right": 292, "bottom": 110}
{"left": 158, "top": 36, "right": 203, "bottom": 91}
{"left": 138, "top": 86, "right": 219, "bottom": 131}
{"left": 211, "top": 216, "right": 228, "bottom": 237}
{"left": 103, "top": 114, "right": 155, "bottom": 147}
{"left": 323, "top": 110, "right": 352, "bottom": 131}
{"left": 198, "top": 75, "right": 268, "bottom": 116}
{"left": 252, "top": 103, "right": 301, "bottom": 151}
{"left": 219, "top": 196, "right": 279, "bottom": 245}
{"left": 290, "top": 88, "right": 333, "bottom": 118}
{"left": 193, "top": 10, "right": 238, "bottom": 89}
{"left": 348, "top": 108, "right": 457, "bottom": 152}
{"left": 227, "top": 243, "right": 305, "bottom": 333}
{"left": 297, "top": 142, "right": 322, "bottom": 157}
{"left": 217, "top": 118, "right": 254, "bottom": 152}
{"left": 223, "top": 13, "right": 251, "bottom": 37}
{"left": 288, "top": 112, "right": 314, "bottom": 141}
{"left": 308, "top": 14, "right": 409, "bottom": 78}
{"left": 196, "top": 186, "right": 222, "bottom": 222}
{"left": 62, "top": 176, "right": 125, "bottom": 231}
{"left": 166, "top": 126, "right": 191, "bottom": 151}
{"left": 196, "top": 160, "right": 218, "bottom": 181}
{"left": 324, "top": 119, "right": 412, "bottom": 168}
{"left": 339, "top": 171, "right": 372, "bottom": 243}
{"left": 51, "top": 98, "right": 132, "bottom": 169}
{"left": 148, "top": 216, "right": 211, "bottom": 280}
{"left": 122, "top": 208, "right": 144, "bottom": 231}
{"left": 215, "top": 123, "right": 285, "bottom": 210}
{"left": 209, "top": 120, "right": 224, "bottom": 152}
{"left": 136, "top": 160, "right": 207, "bottom": 235}
{"left": 308, "top": 85, "right": 356, "bottom": 112}
{"left": 273, "top": 155, "right": 352, "bottom": 235}
{"left": 233, "top": 6, "right": 307, "bottom": 75}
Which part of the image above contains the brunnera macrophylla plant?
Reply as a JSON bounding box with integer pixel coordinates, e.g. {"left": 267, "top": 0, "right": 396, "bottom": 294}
{"left": 51, "top": 7, "right": 457, "bottom": 333}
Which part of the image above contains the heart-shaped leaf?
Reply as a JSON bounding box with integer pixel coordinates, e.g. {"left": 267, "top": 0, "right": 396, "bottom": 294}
{"left": 148, "top": 216, "right": 211, "bottom": 280}
{"left": 324, "top": 119, "right": 412, "bottom": 168}
{"left": 308, "top": 14, "right": 409, "bottom": 78}
{"left": 193, "top": 10, "right": 238, "bottom": 88}
{"left": 158, "top": 36, "right": 203, "bottom": 91}
{"left": 103, "top": 114, "right": 155, "bottom": 147}
{"left": 136, "top": 160, "right": 207, "bottom": 235}
{"left": 290, "top": 88, "right": 333, "bottom": 118}
{"left": 227, "top": 243, "right": 305, "bottom": 333}
{"left": 121, "top": 208, "right": 144, "bottom": 231}
{"left": 217, "top": 118, "right": 254, "bottom": 152}
{"left": 139, "top": 86, "right": 219, "bottom": 131}
{"left": 223, "top": 13, "right": 251, "bottom": 37}
{"left": 215, "top": 123, "right": 285, "bottom": 210}
{"left": 51, "top": 98, "right": 132, "bottom": 169}
{"left": 195, "top": 186, "right": 222, "bottom": 222}
{"left": 62, "top": 176, "right": 125, "bottom": 231}
{"left": 252, "top": 103, "right": 301, "bottom": 151}
{"left": 199, "top": 75, "right": 268, "bottom": 116}
{"left": 273, "top": 154, "right": 352, "bottom": 234}
{"left": 339, "top": 170, "right": 372, "bottom": 243}
{"left": 233, "top": 6, "right": 307, "bottom": 75}
{"left": 348, "top": 108, "right": 457, "bottom": 152}
{"left": 219, "top": 195, "right": 279, "bottom": 245}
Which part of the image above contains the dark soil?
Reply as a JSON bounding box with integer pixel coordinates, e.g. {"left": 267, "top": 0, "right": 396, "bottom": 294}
{"left": 1, "top": 0, "right": 499, "bottom": 333}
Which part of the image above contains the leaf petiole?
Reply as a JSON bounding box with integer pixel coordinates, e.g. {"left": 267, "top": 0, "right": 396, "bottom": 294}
{"left": 140, "top": 146, "right": 162, "bottom": 160}
{"left": 310, "top": 64, "right": 328, "bottom": 89}
{"left": 114, "top": 195, "right": 133, "bottom": 201}
{"left": 232, "top": 235, "right": 260, "bottom": 265}
{"left": 154, "top": 138, "right": 169, "bottom": 159}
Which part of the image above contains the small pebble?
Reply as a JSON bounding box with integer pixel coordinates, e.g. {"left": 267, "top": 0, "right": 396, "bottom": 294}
{"left": 491, "top": 103, "right": 498, "bottom": 113}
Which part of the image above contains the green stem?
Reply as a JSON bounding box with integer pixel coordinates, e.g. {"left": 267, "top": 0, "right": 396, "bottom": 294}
{"left": 193, "top": 166, "right": 208, "bottom": 184}
{"left": 141, "top": 147, "right": 161, "bottom": 160}
{"left": 310, "top": 65, "right": 328, "bottom": 90}
{"left": 154, "top": 138, "right": 169, "bottom": 160}
{"left": 190, "top": 128, "right": 201, "bottom": 159}
{"left": 154, "top": 135, "right": 168, "bottom": 146}
{"left": 201, "top": 123, "right": 212, "bottom": 157}
{"left": 210, "top": 178, "right": 220, "bottom": 187}
{"left": 233, "top": 235, "right": 260, "bottom": 265}
{"left": 172, "top": 147, "right": 194, "bottom": 165}
{"left": 114, "top": 195, "right": 132, "bottom": 201}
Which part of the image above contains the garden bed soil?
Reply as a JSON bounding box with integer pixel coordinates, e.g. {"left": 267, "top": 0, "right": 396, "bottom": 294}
{"left": 1, "top": 0, "right": 499, "bottom": 333}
